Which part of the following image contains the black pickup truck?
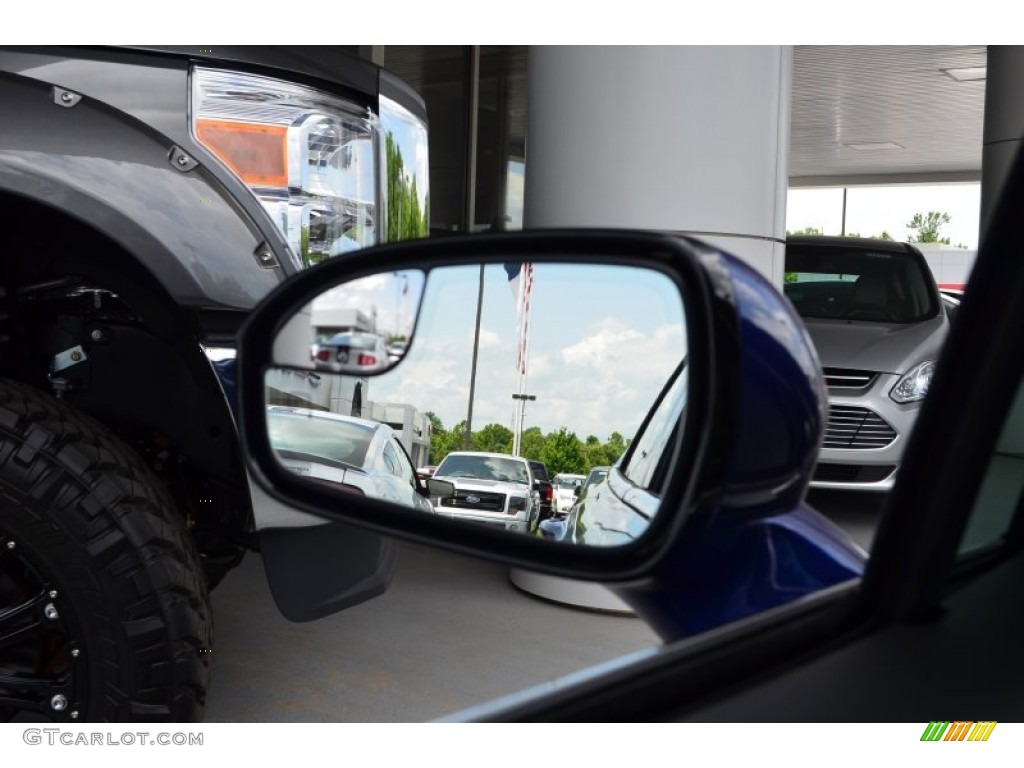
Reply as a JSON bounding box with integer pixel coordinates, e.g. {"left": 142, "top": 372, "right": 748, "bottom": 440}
{"left": 0, "top": 45, "right": 427, "bottom": 723}
{"left": 528, "top": 460, "right": 555, "bottom": 522}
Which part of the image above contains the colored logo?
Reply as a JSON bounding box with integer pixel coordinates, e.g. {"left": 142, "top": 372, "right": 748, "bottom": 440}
{"left": 921, "top": 722, "right": 997, "bottom": 741}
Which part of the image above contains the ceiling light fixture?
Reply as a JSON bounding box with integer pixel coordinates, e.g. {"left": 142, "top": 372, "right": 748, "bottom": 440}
{"left": 843, "top": 141, "right": 905, "bottom": 151}
{"left": 941, "top": 66, "right": 987, "bottom": 82}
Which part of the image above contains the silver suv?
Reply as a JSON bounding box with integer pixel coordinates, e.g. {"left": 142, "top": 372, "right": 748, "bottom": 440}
{"left": 785, "top": 236, "right": 949, "bottom": 491}
{"left": 431, "top": 452, "right": 540, "bottom": 533}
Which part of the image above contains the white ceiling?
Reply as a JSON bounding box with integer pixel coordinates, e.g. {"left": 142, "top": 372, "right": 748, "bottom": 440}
{"left": 790, "top": 45, "right": 987, "bottom": 185}
{"left": 379, "top": 45, "right": 990, "bottom": 188}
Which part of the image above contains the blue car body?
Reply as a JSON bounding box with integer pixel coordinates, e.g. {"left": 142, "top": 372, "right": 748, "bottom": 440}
{"left": 559, "top": 250, "right": 868, "bottom": 639}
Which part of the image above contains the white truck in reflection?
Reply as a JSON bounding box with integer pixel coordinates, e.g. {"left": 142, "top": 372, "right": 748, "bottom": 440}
{"left": 430, "top": 451, "right": 541, "bottom": 534}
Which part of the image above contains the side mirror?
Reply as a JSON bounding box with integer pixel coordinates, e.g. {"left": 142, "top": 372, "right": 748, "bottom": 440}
{"left": 275, "top": 270, "right": 424, "bottom": 376}
{"left": 573, "top": 487, "right": 582, "bottom": 498}
{"left": 240, "top": 231, "right": 696, "bottom": 579}
{"left": 425, "top": 478, "right": 455, "bottom": 498}
{"left": 238, "top": 230, "right": 865, "bottom": 632}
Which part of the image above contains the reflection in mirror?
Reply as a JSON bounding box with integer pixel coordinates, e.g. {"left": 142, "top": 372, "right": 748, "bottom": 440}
{"left": 265, "top": 263, "right": 687, "bottom": 547}
{"left": 380, "top": 95, "right": 430, "bottom": 242}
{"left": 272, "top": 270, "right": 425, "bottom": 374}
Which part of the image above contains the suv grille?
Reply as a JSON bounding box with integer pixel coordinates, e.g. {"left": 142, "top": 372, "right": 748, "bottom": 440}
{"left": 823, "top": 405, "right": 898, "bottom": 449}
{"left": 440, "top": 489, "right": 506, "bottom": 513}
{"left": 822, "top": 368, "right": 878, "bottom": 390}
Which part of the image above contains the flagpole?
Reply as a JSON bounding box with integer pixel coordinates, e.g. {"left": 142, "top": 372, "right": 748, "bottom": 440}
{"left": 512, "top": 263, "right": 533, "bottom": 456}
{"left": 462, "top": 46, "right": 482, "bottom": 451}
{"left": 465, "top": 264, "right": 485, "bottom": 450}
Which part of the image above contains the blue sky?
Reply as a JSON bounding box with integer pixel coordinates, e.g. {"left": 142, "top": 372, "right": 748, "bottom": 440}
{"left": 356, "top": 263, "right": 687, "bottom": 440}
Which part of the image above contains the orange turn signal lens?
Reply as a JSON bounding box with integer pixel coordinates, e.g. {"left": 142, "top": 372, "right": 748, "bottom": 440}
{"left": 195, "top": 119, "right": 288, "bottom": 187}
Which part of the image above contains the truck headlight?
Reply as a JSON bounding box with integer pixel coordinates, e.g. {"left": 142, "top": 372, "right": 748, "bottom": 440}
{"left": 192, "top": 67, "right": 379, "bottom": 268}
{"left": 509, "top": 496, "right": 528, "bottom": 514}
{"left": 890, "top": 361, "right": 935, "bottom": 404}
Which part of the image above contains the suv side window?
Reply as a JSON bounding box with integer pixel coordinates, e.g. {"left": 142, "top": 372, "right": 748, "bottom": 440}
{"left": 620, "top": 364, "right": 688, "bottom": 492}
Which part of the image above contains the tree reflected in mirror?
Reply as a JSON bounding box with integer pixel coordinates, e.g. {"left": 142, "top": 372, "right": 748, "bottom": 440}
{"left": 265, "top": 262, "right": 687, "bottom": 547}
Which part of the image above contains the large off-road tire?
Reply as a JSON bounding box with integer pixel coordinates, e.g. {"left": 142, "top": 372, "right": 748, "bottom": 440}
{"left": 0, "top": 378, "right": 212, "bottom": 722}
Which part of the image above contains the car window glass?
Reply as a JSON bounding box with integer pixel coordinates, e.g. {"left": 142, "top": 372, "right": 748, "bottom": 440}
{"left": 621, "top": 365, "right": 687, "bottom": 492}
{"left": 784, "top": 246, "right": 937, "bottom": 323}
{"left": 267, "top": 409, "right": 373, "bottom": 466}
{"left": 958, "top": 376, "right": 1024, "bottom": 556}
{"left": 436, "top": 454, "right": 529, "bottom": 484}
{"left": 390, "top": 438, "right": 418, "bottom": 487}
{"left": 382, "top": 441, "right": 401, "bottom": 476}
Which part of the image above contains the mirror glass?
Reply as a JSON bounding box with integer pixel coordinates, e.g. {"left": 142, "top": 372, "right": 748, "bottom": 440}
{"left": 272, "top": 270, "right": 425, "bottom": 373}
{"left": 264, "top": 262, "right": 688, "bottom": 548}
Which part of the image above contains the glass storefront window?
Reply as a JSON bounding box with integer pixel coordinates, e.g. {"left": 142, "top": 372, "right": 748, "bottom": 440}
{"left": 475, "top": 46, "right": 527, "bottom": 232}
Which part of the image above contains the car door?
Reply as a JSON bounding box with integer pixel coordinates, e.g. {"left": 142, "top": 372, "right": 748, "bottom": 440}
{"left": 235, "top": 154, "right": 1023, "bottom": 721}
{"left": 571, "top": 362, "right": 686, "bottom": 547}
{"left": 386, "top": 435, "right": 434, "bottom": 513}
{"left": 441, "top": 152, "right": 1024, "bottom": 722}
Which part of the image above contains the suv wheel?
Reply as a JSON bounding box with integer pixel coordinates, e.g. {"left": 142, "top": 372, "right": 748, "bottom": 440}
{"left": 0, "top": 379, "right": 211, "bottom": 722}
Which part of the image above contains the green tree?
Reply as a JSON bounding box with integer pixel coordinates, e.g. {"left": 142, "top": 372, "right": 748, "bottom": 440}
{"left": 385, "top": 133, "right": 429, "bottom": 243}
{"left": 787, "top": 226, "right": 823, "bottom": 236}
{"left": 476, "top": 423, "right": 514, "bottom": 454}
{"left": 448, "top": 419, "right": 474, "bottom": 453}
{"left": 427, "top": 415, "right": 469, "bottom": 464}
{"left": 540, "top": 427, "right": 588, "bottom": 475}
{"left": 603, "top": 432, "right": 628, "bottom": 465}
{"left": 907, "top": 211, "right": 952, "bottom": 244}
{"left": 582, "top": 443, "right": 606, "bottom": 469}
{"left": 424, "top": 411, "right": 444, "bottom": 436}
{"left": 843, "top": 231, "right": 893, "bottom": 240}
{"left": 519, "top": 427, "right": 546, "bottom": 461}
{"left": 578, "top": 435, "right": 601, "bottom": 470}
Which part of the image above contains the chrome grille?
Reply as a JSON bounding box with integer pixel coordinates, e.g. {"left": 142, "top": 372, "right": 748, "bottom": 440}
{"left": 823, "top": 405, "right": 898, "bottom": 449}
{"left": 823, "top": 368, "right": 878, "bottom": 390}
{"left": 440, "top": 489, "right": 506, "bottom": 513}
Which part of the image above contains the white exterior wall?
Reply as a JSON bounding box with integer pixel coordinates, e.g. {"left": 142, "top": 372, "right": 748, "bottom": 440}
{"left": 916, "top": 245, "right": 977, "bottom": 288}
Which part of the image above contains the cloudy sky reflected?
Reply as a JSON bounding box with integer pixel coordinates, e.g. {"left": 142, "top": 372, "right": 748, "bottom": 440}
{"left": 364, "top": 263, "right": 687, "bottom": 440}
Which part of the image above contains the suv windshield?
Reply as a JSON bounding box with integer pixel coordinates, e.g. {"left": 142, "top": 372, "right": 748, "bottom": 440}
{"left": 436, "top": 455, "right": 530, "bottom": 484}
{"left": 784, "top": 245, "right": 938, "bottom": 323}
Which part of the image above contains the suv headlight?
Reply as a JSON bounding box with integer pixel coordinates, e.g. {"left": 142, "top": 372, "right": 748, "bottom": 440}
{"left": 890, "top": 361, "right": 935, "bottom": 404}
{"left": 192, "top": 67, "right": 379, "bottom": 268}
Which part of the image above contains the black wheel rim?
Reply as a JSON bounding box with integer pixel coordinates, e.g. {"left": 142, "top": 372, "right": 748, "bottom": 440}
{"left": 0, "top": 533, "right": 84, "bottom": 722}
